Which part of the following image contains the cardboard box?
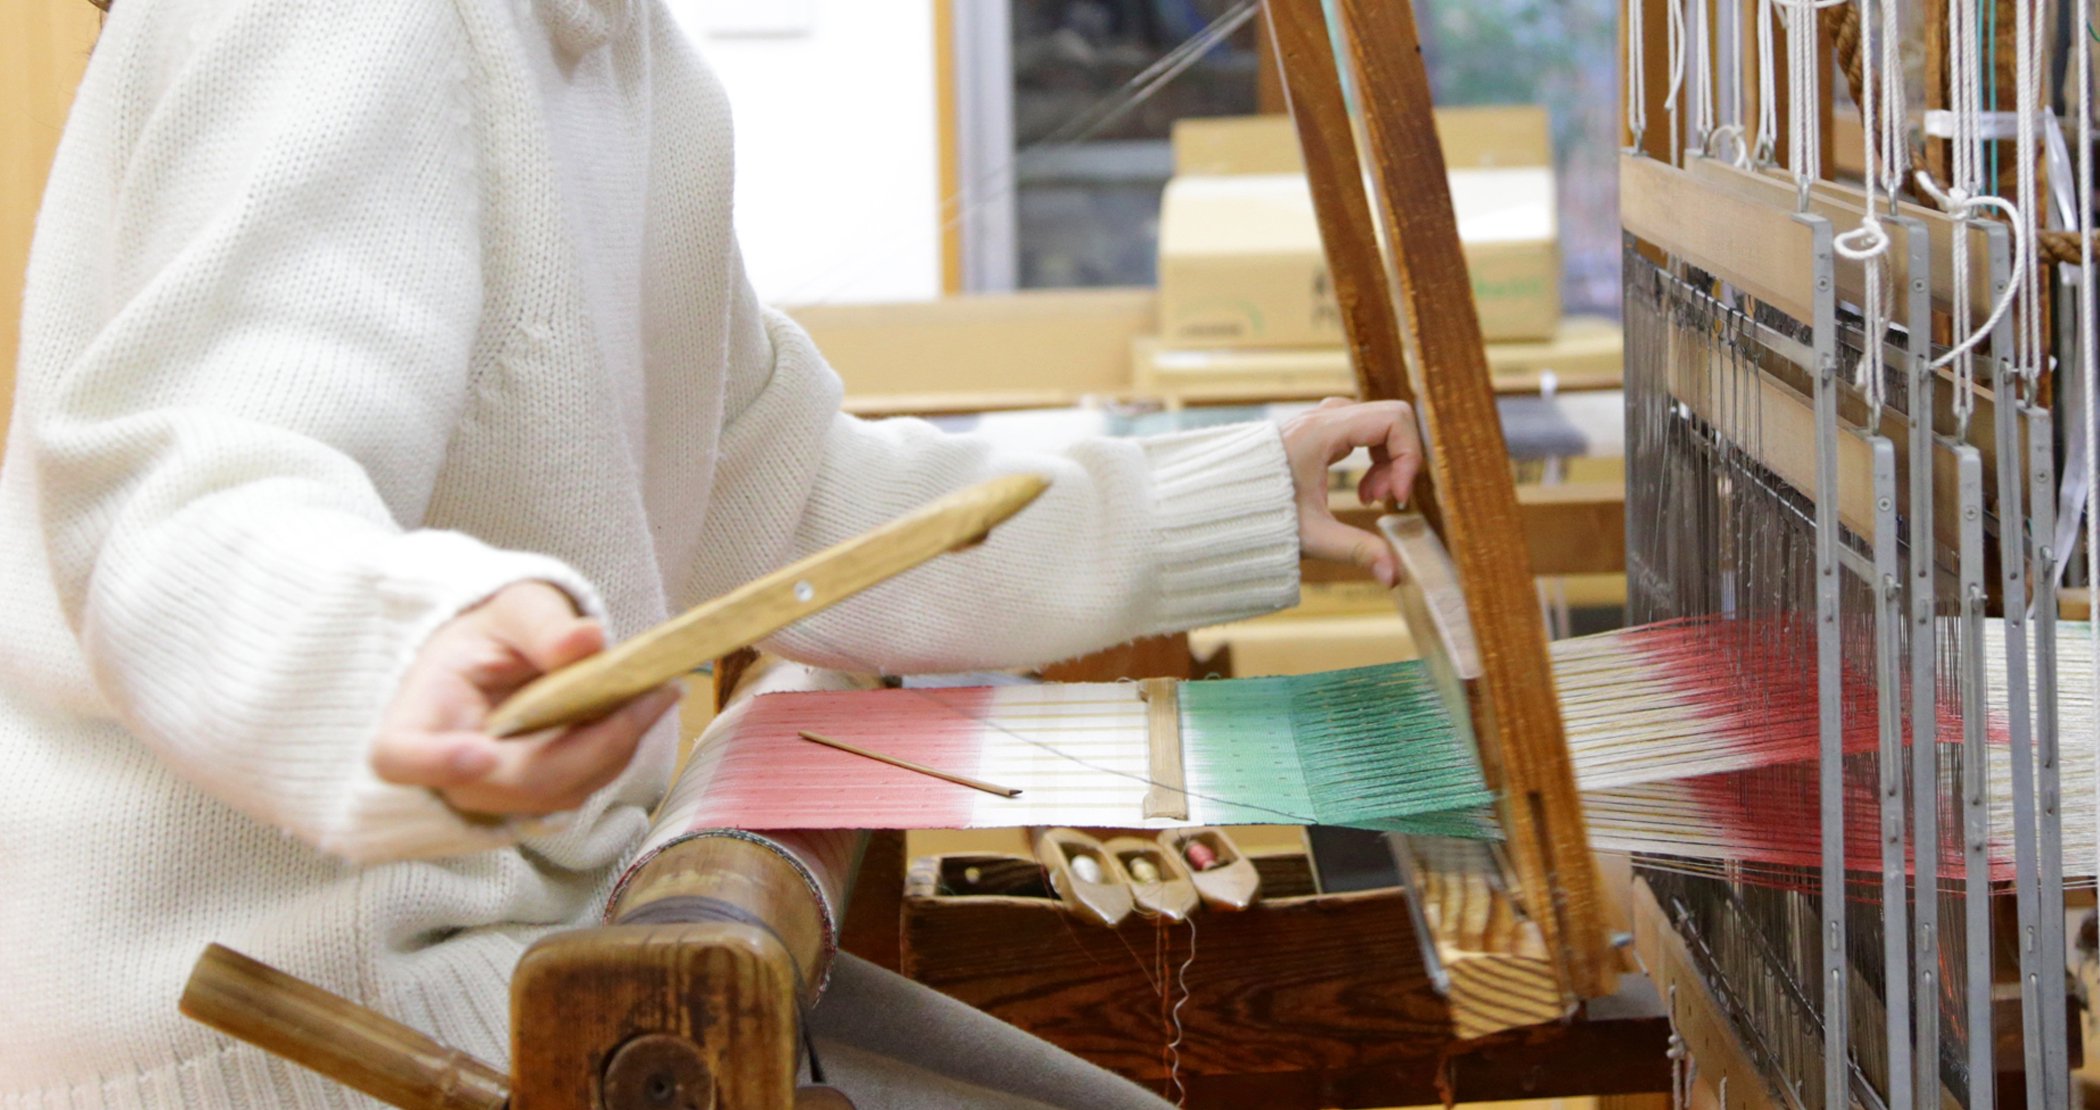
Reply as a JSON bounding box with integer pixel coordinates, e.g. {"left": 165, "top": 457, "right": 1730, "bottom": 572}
{"left": 1170, "top": 105, "right": 1554, "bottom": 176}
{"left": 1158, "top": 168, "right": 1558, "bottom": 347}
{"left": 1132, "top": 315, "right": 1622, "bottom": 402}
{"left": 1158, "top": 107, "right": 1559, "bottom": 349}
{"left": 788, "top": 287, "right": 1155, "bottom": 413}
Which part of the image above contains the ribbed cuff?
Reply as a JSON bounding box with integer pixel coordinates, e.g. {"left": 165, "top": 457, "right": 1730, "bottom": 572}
{"left": 1141, "top": 422, "right": 1301, "bottom": 633}
{"left": 319, "top": 530, "right": 607, "bottom": 863}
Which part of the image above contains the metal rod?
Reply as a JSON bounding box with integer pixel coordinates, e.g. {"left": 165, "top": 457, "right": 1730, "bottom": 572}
{"left": 1985, "top": 222, "right": 2045, "bottom": 1109}
{"left": 1871, "top": 433, "right": 1912, "bottom": 1110}
{"left": 1956, "top": 438, "right": 1994, "bottom": 1110}
{"left": 2026, "top": 401, "right": 2068, "bottom": 1104}
{"left": 1896, "top": 211, "right": 1941, "bottom": 1106}
{"left": 1802, "top": 210, "right": 1851, "bottom": 1110}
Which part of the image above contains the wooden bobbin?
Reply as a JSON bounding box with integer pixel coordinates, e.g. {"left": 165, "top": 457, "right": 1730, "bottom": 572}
{"left": 1160, "top": 827, "right": 1261, "bottom": 911}
{"left": 1102, "top": 835, "right": 1200, "bottom": 921}
{"left": 1034, "top": 827, "right": 1134, "bottom": 927}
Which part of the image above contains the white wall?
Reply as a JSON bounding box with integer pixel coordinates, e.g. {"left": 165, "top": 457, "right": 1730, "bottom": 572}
{"left": 660, "top": 1, "right": 944, "bottom": 306}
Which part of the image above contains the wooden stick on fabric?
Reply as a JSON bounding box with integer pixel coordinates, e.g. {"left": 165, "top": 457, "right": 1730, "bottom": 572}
{"left": 485, "top": 473, "right": 1051, "bottom": 737}
{"left": 1139, "top": 677, "right": 1190, "bottom": 820}
{"left": 798, "top": 730, "right": 1022, "bottom": 799}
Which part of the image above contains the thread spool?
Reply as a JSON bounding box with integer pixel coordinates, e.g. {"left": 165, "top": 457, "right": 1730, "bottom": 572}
{"left": 1184, "top": 840, "right": 1219, "bottom": 872}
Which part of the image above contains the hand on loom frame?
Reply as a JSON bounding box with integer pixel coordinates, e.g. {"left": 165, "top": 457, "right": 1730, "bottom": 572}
{"left": 1282, "top": 397, "right": 1422, "bottom": 588}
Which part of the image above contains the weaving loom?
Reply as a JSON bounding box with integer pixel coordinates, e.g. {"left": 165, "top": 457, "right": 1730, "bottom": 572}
{"left": 167, "top": 0, "right": 2100, "bottom": 1106}
{"left": 1615, "top": 0, "right": 2100, "bottom": 1105}
{"left": 171, "top": 1, "right": 1639, "bottom": 1105}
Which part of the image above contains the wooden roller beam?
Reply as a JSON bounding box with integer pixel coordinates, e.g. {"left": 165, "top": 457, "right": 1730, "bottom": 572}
{"left": 605, "top": 834, "right": 830, "bottom": 1006}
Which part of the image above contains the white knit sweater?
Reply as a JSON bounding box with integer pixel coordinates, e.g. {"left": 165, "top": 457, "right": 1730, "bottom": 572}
{"left": 0, "top": 0, "right": 1300, "bottom": 1103}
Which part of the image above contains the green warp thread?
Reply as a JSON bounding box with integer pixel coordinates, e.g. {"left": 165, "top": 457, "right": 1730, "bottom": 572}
{"left": 1179, "top": 661, "right": 1499, "bottom": 835}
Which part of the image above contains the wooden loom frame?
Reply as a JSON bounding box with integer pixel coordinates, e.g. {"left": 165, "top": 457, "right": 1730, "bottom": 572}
{"left": 1268, "top": 0, "right": 1617, "bottom": 1007}
{"left": 171, "top": 1, "right": 1637, "bottom": 1106}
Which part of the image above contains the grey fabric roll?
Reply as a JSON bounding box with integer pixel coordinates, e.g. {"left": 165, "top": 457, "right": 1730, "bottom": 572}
{"left": 808, "top": 954, "right": 1172, "bottom": 1109}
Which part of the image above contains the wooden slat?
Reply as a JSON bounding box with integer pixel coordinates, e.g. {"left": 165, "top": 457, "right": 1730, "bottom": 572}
{"left": 1327, "top": 0, "right": 1613, "bottom": 998}
{"left": 1139, "top": 677, "right": 1189, "bottom": 820}
{"left": 1628, "top": 154, "right": 2007, "bottom": 453}
{"left": 1620, "top": 153, "right": 1821, "bottom": 323}
{"left": 1628, "top": 879, "right": 1784, "bottom": 1109}
{"left": 1626, "top": 152, "right": 2018, "bottom": 552}
{"left": 902, "top": 856, "right": 1449, "bottom": 1080}
{"left": 1417, "top": 869, "right": 1567, "bottom": 1040}
{"left": 1680, "top": 155, "right": 1994, "bottom": 324}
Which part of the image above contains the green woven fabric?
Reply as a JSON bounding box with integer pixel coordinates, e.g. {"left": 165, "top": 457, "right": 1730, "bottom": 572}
{"left": 1179, "top": 661, "right": 1498, "bottom": 831}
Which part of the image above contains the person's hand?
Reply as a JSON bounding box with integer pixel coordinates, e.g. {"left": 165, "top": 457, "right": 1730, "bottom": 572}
{"left": 1280, "top": 397, "right": 1424, "bottom": 588}
{"left": 371, "top": 581, "right": 679, "bottom": 819}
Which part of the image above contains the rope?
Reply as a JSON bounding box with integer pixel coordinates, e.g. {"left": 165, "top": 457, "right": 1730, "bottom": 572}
{"left": 1628, "top": 0, "right": 1649, "bottom": 149}
{"left": 1830, "top": 0, "right": 1904, "bottom": 427}
{"left": 2015, "top": 0, "right": 2041, "bottom": 395}
{"left": 1907, "top": 0, "right": 2032, "bottom": 402}
{"left": 1754, "top": 0, "right": 1778, "bottom": 164}
{"left": 1692, "top": 0, "right": 1717, "bottom": 151}
{"left": 1826, "top": 0, "right": 2100, "bottom": 267}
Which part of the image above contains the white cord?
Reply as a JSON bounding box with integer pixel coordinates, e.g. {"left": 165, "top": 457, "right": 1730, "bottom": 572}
{"left": 1918, "top": 0, "right": 2035, "bottom": 417}
{"left": 1831, "top": 0, "right": 1907, "bottom": 427}
{"left": 1666, "top": 983, "right": 1689, "bottom": 1110}
{"left": 1628, "top": 0, "right": 1649, "bottom": 148}
{"left": 1782, "top": 0, "right": 1821, "bottom": 199}
{"left": 1692, "top": 0, "right": 1716, "bottom": 151}
{"left": 1754, "top": 0, "right": 1778, "bottom": 164}
{"left": 1722, "top": 0, "right": 1745, "bottom": 156}
{"left": 1770, "top": 0, "right": 1853, "bottom": 198}
{"left": 2015, "top": 0, "right": 2043, "bottom": 397}
{"left": 1916, "top": 177, "right": 2033, "bottom": 380}
{"left": 1702, "top": 0, "right": 1753, "bottom": 164}
{"left": 1164, "top": 913, "right": 1195, "bottom": 1107}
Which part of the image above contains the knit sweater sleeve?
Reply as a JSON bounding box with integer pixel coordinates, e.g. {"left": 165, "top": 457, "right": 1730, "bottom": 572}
{"left": 692, "top": 263, "right": 1302, "bottom": 674}
{"left": 25, "top": 0, "right": 598, "bottom": 861}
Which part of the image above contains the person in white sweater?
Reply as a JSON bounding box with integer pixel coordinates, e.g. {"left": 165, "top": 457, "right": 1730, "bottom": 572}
{"left": 0, "top": 0, "right": 1421, "bottom": 1106}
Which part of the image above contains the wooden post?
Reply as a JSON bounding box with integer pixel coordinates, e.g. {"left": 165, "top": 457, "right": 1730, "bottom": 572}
{"left": 1321, "top": 0, "right": 1615, "bottom": 999}
{"left": 1264, "top": 0, "right": 1444, "bottom": 529}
